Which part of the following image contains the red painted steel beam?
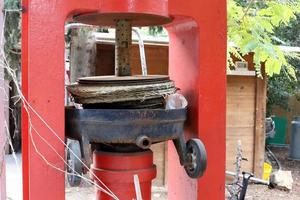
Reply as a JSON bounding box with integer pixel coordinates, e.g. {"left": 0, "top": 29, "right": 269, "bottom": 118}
{"left": 21, "top": 1, "right": 28, "bottom": 199}
{"left": 21, "top": 1, "right": 97, "bottom": 199}
{"left": 21, "top": 0, "right": 226, "bottom": 199}
{"left": 21, "top": 1, "right": 168, "bottom": 200}
{"left": 167, "top": 1, "right": 227, "bottom": 200}
{"left": 92, "top": 150, "right": 156, "bottom": 200}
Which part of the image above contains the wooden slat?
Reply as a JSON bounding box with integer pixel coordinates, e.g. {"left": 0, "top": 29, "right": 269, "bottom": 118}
{"left": 70, "top": 28, "right": 97, "bottom": 82}
{"left": 95, "top": 43, "right": 169, "bottom": 76}
{"left": 226, "top": 127, "right": 255, "bottom": 172}
{"left": 253, "top": 75, "right": 267, "bottom": 178}
{"left": 226, "top": 76, "right": 256, "bottom": 173}
{"left": 151, "top": 143, "right": 166, "bottom": 186}
{"left": 131, "top": 44, "right": 169, "bottom": 75}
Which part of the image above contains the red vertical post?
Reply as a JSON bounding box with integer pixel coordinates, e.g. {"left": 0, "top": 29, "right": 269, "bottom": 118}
{"left": 168, "top": 0, "right": 227, "bottom": 199}
{"left": 21, "top": 1, "right": 170, "bottom": 199}
{"left": 21, "top": 1, "right": 29, "bottom": 199}
{"left": 21, "top": 1, "right": 98, "bottom": 199}
{"left": 22, "top": 0, "right": 226, "bottom": 199}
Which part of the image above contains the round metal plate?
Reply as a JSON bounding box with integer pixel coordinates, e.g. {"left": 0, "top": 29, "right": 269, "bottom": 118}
{"left": 78, "top": 75, "right": 170, "bottom": 85}
{"left": 73, "top": 12, "right": 172, "bottom": 27}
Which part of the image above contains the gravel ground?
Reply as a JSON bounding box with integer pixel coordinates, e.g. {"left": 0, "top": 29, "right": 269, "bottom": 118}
{"left": 246, "top": 146, "right": 300, "bottom": 200}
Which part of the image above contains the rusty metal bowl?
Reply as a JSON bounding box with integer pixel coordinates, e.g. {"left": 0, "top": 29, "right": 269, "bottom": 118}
{"left": 65, "top": 106, "right": 186, "bottom": 146}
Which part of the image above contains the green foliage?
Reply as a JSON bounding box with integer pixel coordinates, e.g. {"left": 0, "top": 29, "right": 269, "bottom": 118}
{"left": 267, "top": 59, "right": 300, "bottom": 115}
{"left": 268, "top": 12, "right": 300, "bottom": 114}
{"left": 267, "top": 54, "right": 300, "bottom": 114}
{"left": 3, "top": 0, "right": 21, "bottom": 77}
{"left": 148, "top": 26, "right": 164, "bottom": 36}
{"left": 275, "top": 13, "right": 300, "bottom": 46}
{"left": 228, "top": 0, "right": 300, "bottom": 78}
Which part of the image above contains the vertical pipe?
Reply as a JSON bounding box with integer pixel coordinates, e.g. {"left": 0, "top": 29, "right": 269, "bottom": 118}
{"left": 115, "top": 19, "right": 132, "bottom": 76}
{"left": 132, "top": 28, "right": 147, "bottom": 76}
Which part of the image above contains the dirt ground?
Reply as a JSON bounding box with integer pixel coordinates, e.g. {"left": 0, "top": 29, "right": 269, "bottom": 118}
{"left": 65, "top": 146, "right": 300, "bottom": 200}
{"left": 246, "top": 146, "right": 300, "bottom": 200}
{"left": 6, "top": 147, "right": 298, "bottom": 199}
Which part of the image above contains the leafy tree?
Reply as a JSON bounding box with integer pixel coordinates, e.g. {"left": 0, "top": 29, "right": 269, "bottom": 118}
{"left": 267, "top": 70, "right": 300, "bottom": 116}
{"left": 228, "top": 0, "right": 300, "bottom": 78}
{"left": 267, "top": 11, "right": 300, "bottom": 114}
{"left": 275, "top": 13, "right": 300, "bottom": 46}
{"left": 228, "top": 0, "right": 300, "bottom": 115}
{"left": 266, "top": 13, "right": 300, "bottom": 114}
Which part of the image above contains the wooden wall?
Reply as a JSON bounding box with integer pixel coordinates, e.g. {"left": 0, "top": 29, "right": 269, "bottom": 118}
{"left": 226, "top": 76, "right": 256, "bottom": 173}
{"left": 95, "top": 42, "right": 168, "bottom": 76}
{"left": 226, "top": 54, "right": 267, "bottom": 178}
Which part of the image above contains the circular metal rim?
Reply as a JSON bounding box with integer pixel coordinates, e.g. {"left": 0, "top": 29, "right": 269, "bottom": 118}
{"left": 73, "top": 12, "right": 172, "bottom": 27}
{"left": 78, "top": 75, "right": 170, "bottom": 85}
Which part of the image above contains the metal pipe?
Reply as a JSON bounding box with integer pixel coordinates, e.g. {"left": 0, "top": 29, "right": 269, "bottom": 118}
{"left": 132, "top": 28, "right": 147, "bottom": 76}
{"left": 226, "top": 170, "right": 269, "bottom": 185}
{"left": 136, "top": 136, "right": 152, "bottom": 149}
{"left": 65, "top": 23, "right": 93, "bottom": 33}
{"left": 266, "top": 146, "right": 282, "bottom": 170}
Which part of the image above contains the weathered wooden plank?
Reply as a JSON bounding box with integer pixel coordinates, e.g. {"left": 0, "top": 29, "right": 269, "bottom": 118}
{"left": 95, "top": 43, "right": 169, "bottom": 76}
{"left": 70, "top": 28, "right": 97, "bottom": 83}
{"left": 151, "top": 142, "right": 166, "bottom": 186}
{"left": 226, "top": 76, "right": 256, "bottom": 173}
{"left": 253, "top": 75, "right": 267, "bottom": 178}
{"left": 226, "top": 127, "right": 255, "bottom": 172}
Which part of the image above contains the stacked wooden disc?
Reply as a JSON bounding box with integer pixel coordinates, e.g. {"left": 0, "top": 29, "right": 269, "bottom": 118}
{"left": 67, "top": 75, "right": 177, "bottom": 109}
{"left": 68, "top": 16, "right": 176, "bottom": 109}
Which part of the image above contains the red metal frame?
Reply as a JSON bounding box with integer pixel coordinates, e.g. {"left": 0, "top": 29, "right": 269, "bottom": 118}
{"left": 92, "top": 150, "right": 156, "bottom": 199}
{"left": 21, "top": 0, "right": 226, "bottom": 199}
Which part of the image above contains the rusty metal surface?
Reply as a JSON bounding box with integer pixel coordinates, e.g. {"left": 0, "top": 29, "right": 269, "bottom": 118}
{"left": 73, "top": 12, "right": 172, "bottom": 27}
{"left": 65, "top": 107, "right": 207, "bottom": 179}
{"left": 78, "top": 75, "right": 170, "bottom": 84}
{"left": 65, "top": 106, "right": 186, "bottom": 144}
{"left": 82, "top": 98, "right": 165, "bottom": 109}
{"left": 115, "top": 19, "right": 132, "bottom": 76}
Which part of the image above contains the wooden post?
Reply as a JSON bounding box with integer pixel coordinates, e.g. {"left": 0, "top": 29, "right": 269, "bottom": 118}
{"left": 253, "top": 73, "right": 267, "bottom": 178}
{"left": 0, "top": 0, "right": 6, "bottom": 198}
{"left": 70, "top": 27, "right": 97, "bottom": 83}
{"left": 115, "top": 19, "right": 132, "bottom": 76}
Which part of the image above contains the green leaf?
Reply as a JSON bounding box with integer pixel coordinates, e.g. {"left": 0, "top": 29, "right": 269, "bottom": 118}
{"left": 228, "top": 0, "right": 300, "bottom": 77}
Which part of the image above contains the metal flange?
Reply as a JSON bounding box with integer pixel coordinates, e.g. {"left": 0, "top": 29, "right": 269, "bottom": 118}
{"left": 73, "top": 12, "right": 172, "bottom": 27}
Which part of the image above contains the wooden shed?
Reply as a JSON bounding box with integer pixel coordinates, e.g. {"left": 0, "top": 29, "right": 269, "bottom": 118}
{"left": 226, "top": 55, "right": 267, "bottom": 178}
